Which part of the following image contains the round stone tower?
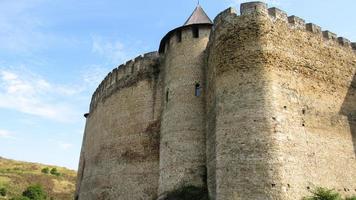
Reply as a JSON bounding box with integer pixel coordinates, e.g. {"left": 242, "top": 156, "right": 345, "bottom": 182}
{"left": 157, "top": 5, "right": 212, "bottom": 197}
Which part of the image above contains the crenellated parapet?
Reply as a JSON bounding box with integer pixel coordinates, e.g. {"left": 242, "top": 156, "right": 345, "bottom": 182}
{"left": 247, "top": 1, "right": 355, "bottom": 51}
{"left": 213, "top": 2, "right": 356, "bottom": 52}
{"left": 89, "top": 51, "right": 160, "bottom": 113}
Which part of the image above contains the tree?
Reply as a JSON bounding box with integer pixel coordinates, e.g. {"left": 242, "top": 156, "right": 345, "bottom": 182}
{"left": 50, "top": 168, "right": 60, "bottom": 176}
{"left": 41, "top": 167, "right": 49, "bottom": 174}
{"left": 22, "top": 184, "right": 47, "bottom": 200}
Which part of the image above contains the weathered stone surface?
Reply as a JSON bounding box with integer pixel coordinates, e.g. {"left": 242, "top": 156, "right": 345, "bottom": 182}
{"left": 76, "top": 2, "right": 356, "bottom": 200}
{"left": 158, "top": 25, "right": 210, "bottom": 197}
{"left": 75, "top": 54, "right": 162, "bottom": 200}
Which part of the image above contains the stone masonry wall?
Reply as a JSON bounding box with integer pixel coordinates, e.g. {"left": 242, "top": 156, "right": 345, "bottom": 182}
{"left": 75, "top": 52, "right": 162, "bottom": 200}
{"left": 206, "top": 5, "right": 283, "bottom": 200}
{"left": 158, "top": 25, "right": 211, "bottom": 197}
{"left": 76, "top": 2, "right": 356, "bottom": 200}
{"left": 260, "top": 4, "right": 356, "bottom": 200}
{"left": 206, "top": 2, "right": 356, "bottom": 200}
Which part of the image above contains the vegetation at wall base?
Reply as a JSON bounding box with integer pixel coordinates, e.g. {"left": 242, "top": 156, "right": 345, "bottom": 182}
{"left": 164, "top": 185, "right": 208, "bottom": 200}
{"left": 303, "top": 187, "right": 356, "bottom": 200}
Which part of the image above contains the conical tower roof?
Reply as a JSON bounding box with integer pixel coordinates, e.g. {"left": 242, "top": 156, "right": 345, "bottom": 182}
{"left": 184, "top": 5, "right": 212, "bottom": 26}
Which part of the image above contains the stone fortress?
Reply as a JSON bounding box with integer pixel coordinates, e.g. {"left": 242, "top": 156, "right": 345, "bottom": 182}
{"left": 75, "top": 1, "right": 356, "bottom": 200}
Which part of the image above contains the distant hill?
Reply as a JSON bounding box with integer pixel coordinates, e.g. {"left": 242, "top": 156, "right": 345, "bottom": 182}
{"left": 0, "top": 156, "right": 76, "bottom": 200}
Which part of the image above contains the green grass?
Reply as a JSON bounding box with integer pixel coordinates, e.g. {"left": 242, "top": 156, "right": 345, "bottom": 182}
{"left": 0, "top": 157, "right": 76, "bottom": 200}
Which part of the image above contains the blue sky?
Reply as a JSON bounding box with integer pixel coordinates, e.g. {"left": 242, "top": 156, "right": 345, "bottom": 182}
{"left": 0, "top": 0, "right": 355, "bottom": 170}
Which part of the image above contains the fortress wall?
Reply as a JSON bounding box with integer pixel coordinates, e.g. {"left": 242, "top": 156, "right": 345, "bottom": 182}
{"left": 158, "top": 25, "right": 211, "bottom": 196}
{"left": 206, "top": 4, "right": 284, "bottom": 199}
{"left": 259, "top": 5, "right": 356, "bottom": 200}
{"left": 207, "top": 3, "right": 356, "bottom": 199}
{"left": 74, "top": 121, "right": 89, "bottom": 199}
{"left": 76, "top": 52, "right": 162, "bottom": 200}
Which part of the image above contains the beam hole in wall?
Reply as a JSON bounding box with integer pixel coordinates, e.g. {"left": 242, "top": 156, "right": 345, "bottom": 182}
{"left": 176, "top": 30, "right": 182, "bottom": 43}
{"left": 166, "top": 89, "right": 169, "bottom": 103}
{"left": 195, "top": 83, "right": 202, "bottom": 97}
{"left": 287, "top": 184, "right": 290, "bottom": 188}
{"left": 192, "top": 26, "right": 199, "bottom": 38}
{"left": 307, "top": 186, "right": 310, "bottom": 190}
{"left": 302, "top": 109, "right": 306, "bottom": 114}
{"left": 271, "top": 184, "right": 276, "bottom": 187}
{"left": 302, "top": 123, "right": 305, "bottom": 127}
{"left": 284, "top": 106, "right": 287, "bottom": 109}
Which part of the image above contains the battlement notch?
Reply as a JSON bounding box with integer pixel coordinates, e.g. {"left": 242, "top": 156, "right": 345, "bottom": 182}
{"left": 352, "top": 43, "right": 356, "bottom": 50}
{"left": 338, "top": 37, "right": 351, "bottom": 47}
{"left": 306, "top": 23, "right": 322, "bottom": 35}
{"left": 288, "top": 15, "right": 306, "bottom": 29}
{"left": 323, "top": 31, "right": 337, "bottom": 41}
{"left": 268, "top": 7, "right": 288, "bottom": 22}
{"left": 240, "top": 1, "right": 267, "bottom": 15}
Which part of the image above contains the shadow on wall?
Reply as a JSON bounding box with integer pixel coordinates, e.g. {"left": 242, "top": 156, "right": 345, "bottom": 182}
{"left": 341, "top": 73, "right": 356, "bottom": 156}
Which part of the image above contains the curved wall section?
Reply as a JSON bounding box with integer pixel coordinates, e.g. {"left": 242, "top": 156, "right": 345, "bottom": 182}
{"left": 76, "top": 52, "right": 162, "bottom": 200}
{"left": 205, "top": 7, "right": 284, "bottom": 200}
{"left": 158, "top": 25, "right": 211, "bottom": 196}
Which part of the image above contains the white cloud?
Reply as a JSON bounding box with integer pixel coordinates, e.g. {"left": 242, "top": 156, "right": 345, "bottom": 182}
{"left": 92, "top": 36, "right": 129, "bottom": 65}
{"left": 0, "top": 68, "right": 82, "bottom": 123}
{"left": 0, "top": 129, "right": 15, "bottom": 139}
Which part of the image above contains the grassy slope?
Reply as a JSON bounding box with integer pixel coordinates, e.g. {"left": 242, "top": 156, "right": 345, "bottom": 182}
{"left": 0, "top": 156, "right": 76, "bottom": 200}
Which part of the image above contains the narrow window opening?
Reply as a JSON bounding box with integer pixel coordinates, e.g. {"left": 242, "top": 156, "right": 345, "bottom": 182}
{"left": 177, "top": 30, "right": 182, "bottom": 42}
{"left": 166, "top": 89, "right": 169, "bottom": 102}
{"left": 195, "top": 83, "right": 202, "bottom": 97}
{"left": 192, "top": 27, "right": 199, "bottom": 38}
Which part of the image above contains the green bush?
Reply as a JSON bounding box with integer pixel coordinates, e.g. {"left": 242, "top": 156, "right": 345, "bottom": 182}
{"left": 22, "top": 184, "right": 47, "bottom": 200}
{"left": 41, "top": 167, "right": 49, "bottom": 174}
{"left": 303, "top": 187, "right": 342, "bottom": 200}
{"left": 0, "top": 187, "right": 7, "bottom": 196}
{"left": 165, "top": 185, "right": 208, "bottom": 200}
{"left": 50, "top": 168, "right": 60, "bottom": 176}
